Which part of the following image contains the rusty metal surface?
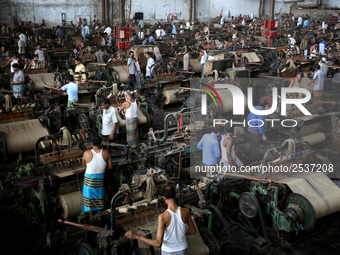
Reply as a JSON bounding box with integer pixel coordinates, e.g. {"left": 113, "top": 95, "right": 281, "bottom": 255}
{"left": 0, "top": 112, "right": 31, "bottom": 123}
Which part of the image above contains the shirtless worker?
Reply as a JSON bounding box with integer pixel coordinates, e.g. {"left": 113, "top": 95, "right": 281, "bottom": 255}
{"left": 125, "top": 185, "right": 196, "bottom": 255}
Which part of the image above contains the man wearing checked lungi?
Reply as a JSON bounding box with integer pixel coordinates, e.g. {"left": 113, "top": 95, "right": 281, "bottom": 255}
{"left": 118, "top": 90, "right": 139, "bottom": 152}
{"left": 82, "top": 136, "right": 112, "bottom": 212}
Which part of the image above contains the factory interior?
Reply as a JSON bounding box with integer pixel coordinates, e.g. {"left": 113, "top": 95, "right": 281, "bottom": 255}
{"left": 2, "top": 0, "right": 340, "bottom": 254}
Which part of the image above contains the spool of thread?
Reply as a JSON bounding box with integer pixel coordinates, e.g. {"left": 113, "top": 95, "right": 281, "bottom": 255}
{"left": 300, "top": 132, "right": 325, "bottom": 145}
{"left": 58, "top": 191, "right": 83, "bottom": 219}
{"left": 163, "top": 90, "right": 183, "bottom": 105}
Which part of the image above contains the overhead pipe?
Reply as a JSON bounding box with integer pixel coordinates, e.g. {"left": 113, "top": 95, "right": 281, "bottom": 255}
{"left": 102, "top": 0, "right": 106, "bottom": 23}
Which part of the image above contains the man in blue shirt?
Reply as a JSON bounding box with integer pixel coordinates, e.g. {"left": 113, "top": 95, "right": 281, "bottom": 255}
{"left": 142, "top": 36, "right": 148, "bottom": 45}
{"left": 45, "top": 75, "right": 78, "bottom": 107}
{"left": 319, "top": 39, "right": 327, "bottom": 55}
{"left": 149, "top": 34, "right": 154, "bottom": 43}
{"left": 197, "top": 125, "right": 223, "bottom": 169}
{"left": 243, "top": 98, "right": 267, "bottom": 162}
{"left": 225, "top": 42, "right": 233, "bottom": 51}
{"left": 56, "top": 26, "right": 63, "bottom": 38}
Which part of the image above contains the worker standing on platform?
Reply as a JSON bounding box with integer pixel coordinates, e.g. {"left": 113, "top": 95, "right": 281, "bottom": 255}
{"left": 100, "top": 98, "right": 119, "bottom": 145}
{"left": 45, "top": 75, "right": 78, "bottom": 107}
{"left": 125, "top": 185, "right": 196, "bottom": 255}
{"left": 119, "top": 90, "right": 139, "bottom": 152}
{"left": 82, "top": 136, "right": 112, "bottom": 213}
{"left": 242, "top": 98, "right": 267, "bottom": 163}
{"left": 307, "top": 64, "right": 325, "bottom": 108}
{"left": 11, "top": 63, "right": 25, "bottom": 98}
{"left": 74, "top": 57, "right": 87, "bottom": 84}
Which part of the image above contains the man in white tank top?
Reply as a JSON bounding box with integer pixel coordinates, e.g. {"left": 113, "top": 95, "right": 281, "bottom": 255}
{"left": 82, "top": 136, "right": 112, "bottom": 213}
{"left": 125, "top": 186, "right": 196, "bottom": 255}
{"left": 119, "top": 90, "right": 139, "bottom": 150}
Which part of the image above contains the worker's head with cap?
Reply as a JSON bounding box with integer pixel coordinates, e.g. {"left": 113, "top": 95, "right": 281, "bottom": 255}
{"left": 212, "top": 125, "right": 224, "bottom": 137}
{"left": 74, "top": 58, "right": 81, "bottom": 65}
{"left": 12, "top": 63, "right": 19, "bottom": 72}
{"left": 287, "top": 34, "right": 291, "bottom": 38}
{"left": 100, "top": 97, "right": 111, "bottom": 110}
{"left": 258, "top": 98, "right": 268, "bottom": 109}
{"left": 91, "top": 136, "right": 102, "bottom": 148}
{"left": 321, "top": 57, "right": 327, "bottom": 63}
{"left": 161, "top": 185, "right": 177, "bottom": 202}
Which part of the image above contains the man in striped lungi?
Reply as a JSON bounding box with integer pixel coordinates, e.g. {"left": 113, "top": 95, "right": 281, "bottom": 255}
{"left": 82, "top": 136, "right": 112, "bottom": 213}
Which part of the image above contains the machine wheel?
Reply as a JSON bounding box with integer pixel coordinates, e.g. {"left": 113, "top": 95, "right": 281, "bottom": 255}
{"left": 79, "top": 114, "right": 90, "bottom": 129}
{"left": 198, "top": 226, "right": 221, "bottom": 255}
{"left": 140, "top": 107, "right": 152, "bottom": 133}
{"left": 283, "top": 193, "right": 316, "bottom": 231}
{"left": 239, "top": 192, "right": 258, "bottom": 219}
{"left": 332, "top": 73, "right": 340, "bottom": 84}
{"left": 138, "top": 143, "right": 149, "bottom": 161}
{"left": 203, "top": 205, "right": 224, "bottom": 233}
{"left": 185, "top": 96, "right": 196, "bottom": 109}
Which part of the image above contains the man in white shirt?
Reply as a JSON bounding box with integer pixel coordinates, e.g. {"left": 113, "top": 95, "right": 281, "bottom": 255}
{"left": 19, "top": 32, "right": 27, "bottom": 43}
{"left": 319, "top": 57, "right": 328, "bottom": 77}
{"left": 100, "top": 98, "right": 119, "bottom": 145}
{"left": 104, "top": 26, "right": 112, "bottom": 35}
{"left": 183, "top": 49, "right": 191, "bottom": 71}
{"left": 232, "top": 31, "right": 237, "bottom": 43}
{"left": 241, "top": 19, "right": 246, "bottom": 26}
{"left": 186, "top": 21, "right": 190, "bottom": 29}
{"left": 287, "top": 34, "right": 296, "bottom": 48}
{"left": 145, "top": 51, "right": 155, "bottom": 77}
{"left": 34, "top": 43, "right": 45, "bottom": 60}
{"left": 220, "top": 15, "right": 224, "bottom": 26}
{"left": 18, "top": 31, "right": 27, "bottom": 57}
{"left": 198, "top": 46, "right": 207, "bottom": 74}
{"left": 297, "top": 16, "right": 303, "bottom": 27}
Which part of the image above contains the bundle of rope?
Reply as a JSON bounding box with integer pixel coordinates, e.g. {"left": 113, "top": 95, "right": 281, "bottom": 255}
{"left": 59, "top": 126, "right": 73, "bottom": 147}
{"left": 4, "top": 94, "right": 12, "bottom": 112}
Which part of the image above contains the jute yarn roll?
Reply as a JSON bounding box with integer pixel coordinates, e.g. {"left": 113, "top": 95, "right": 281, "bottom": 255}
{"left": 0, "top": 119, "right": 49, "bottom": 154}
{"left": 117, "top": 107, "right": 147, "bottom": 128}
{"left": 113, "top": 66, "right": 129, "bottom": 83}
{"left": 189, "top": 59, "right": 202, "bottom": 73}
{"left": 58, "top": 191, "right": 83, "bottom": 219}
{"left": 300, "top": 132, "right": 325, "bottom": 145}
{"left": 163, "top": 89, "right": 183, "bottom": 105}
{"left": 215, "top": 88, "right": 247, "bottom": 113}
{"left": 28, "top": 73, "right": 56, "bottom": 92}
{"left": 276, "top": 172, "right": 340, "bottom": 219}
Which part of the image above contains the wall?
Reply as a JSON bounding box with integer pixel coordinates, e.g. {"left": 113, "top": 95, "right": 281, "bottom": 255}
{"left": 1, "top": 0, "right": 339, "bottom": 27}
{"left": 0, "top": 0, "right": 102, "bottom": 27}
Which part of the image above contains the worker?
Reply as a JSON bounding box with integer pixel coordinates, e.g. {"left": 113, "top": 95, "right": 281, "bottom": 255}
{"left": 82, "top": 136, "right": 112, "bottom": 213}
{"left": 28, "top": 54, "right": 39, "bottom": 69}
{"left": 307, "top": 64, "right": 325, "bottom": 108}
{"left": 297, "top": 15, "right": 303, "bottom": 27}
{"left": 106, "top": 33, "right": 112, "bottom": 46}
{"left": 241, "top": 18, "right": 246, "bottom": 26}
{"left": 309, "top": 42, "right": 319, "bottom": 58}
{"left": 242, "top": 98, "right": 268, "bottom": 163}
{"left": 56, "top": 26, "right": 63, "bottom": 37}
{"left": 149, "top": 33, "right": 154, "bottom": 43}
{"left": 190, "top": 22, "right": 195, "bottom": 30}
{"left": 195, "top": 31, "right": 201, "bottom": 40}
{"left": 76, "top": 41, "right": 85, "bottom": 55}
{"left": 156, "top": 26, "right": 162, "bottom": 38}
{"left": 142, "top": 36, "right": 149, "bottom": 45}
{"left": 287, "top": 34, "right": 296, "bottom": 48}
{"left": 232, "top": 30, "right": 237, "bottom": 43}
{"left": 197, "top": 125, "right": 223, "bottom": 177}
{"left": 138, "top": 19, "right": 145, "bottom": 29}
{"left": 119, "top": 90, "right": 139, "bottom": 151}
{"left": 225, "top": 42, "right": 233, "bottom": 51}
{"left": 35, "top": 43, "right": 45, "bottom": 60}
{"left": 94, "top": 46, "right": 106, "bottom": 64}
{"left": 100, "top": 98, "right": 119, "bottom": 145}
{"left": 172, "top": 24, "right": 177, "bottom": 39}
{"left": 186, "top": 20, "right": 190, "bottom": 29}
{"left": 98, "top": 34, "right": 106, "bottom": 46}
{"left": 319, "top": 38, "right": 327, "bottom": 55}
{"left": 133, "top": 57, "right": 142, "bottom": 84}
{"left": 127, "top": 51, "right": 140, "bottom": 91}
{"left": 0, "top": 46, "right": 7, "bottom": 60}
{"left": 138, "top": 29, "right": 145, "bottom": 39}
{"left": 319, "top": 57, "right": 328, "bottom": 77}
{"left": 6, "top": 52, "right": 21, "bottom": 73}
{"left": 183, "top": 49, "right": 191, "bottom": 71}
{"left": 45, "top": 75, "right": 78, "bottom": 107}
{"left": 145, "top": 51, "right": 155, "bottom": 77}
{"left": 83, "top": 24, "right": 90, "bottom": 38}
{"left": 197, "top": 46, "right": 207, "bottom": 74}
{"left": 203, "top": 25, "right": 209, "bottom": 34}
{"left": 220, "top": 15, "right": 224, "bottom": 26}
{"left": 125, "top": 185, "right": 196, "bottom": 255}
{"left": 180, "top": 22, "right": 185, "bottom": 34}
{"left": 303, "top": 18, "right": 309, "bottom": 29}
{"left": 1, "top": 24, "right": 6, "bottom": 33}
{"left": 17, "top": 33, "right": 26, "bottom": 58}
{"left": 300, "top": 34, "right": 309, "bottom": 56}
{"left": 11, "top": 63, "right": 25, "bottom": 98}
{"left": 74, "top": 57, "right": 87, "bottom": 83}
{"left": 288, "top": 72, "right": 303, "bottom": 99}
{"left": 103, "top": 25, "right": 112, "bottom": 35}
